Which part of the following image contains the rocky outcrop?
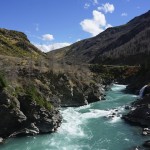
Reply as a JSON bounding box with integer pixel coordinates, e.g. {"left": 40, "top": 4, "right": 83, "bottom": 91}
{"left": 0, "top": 87, "right": 62, "bottom": 139}
{"left": 0, "top": 89, "right": 27, "bottom": 138}
{"left": 123, "top": 87, "right": 150, "bottom": 149}
{"left": 18, "top": 95, "right": 62, "bottom": 133}
{"left": 43, "top": 71, "right": 106, "bottom": 107}
{"left": 0, "top": 65, "right": 107, "bottom": 140}
{"left": 123, "top": 95, "right": 150, "bottom": 127}
{"left": 0, "top": 138, "right": 4, "bottom": 144}
{"left": 143, "top": 140, "right": 150, "bottom": 148}
{"left": 125, "top": 69, "right": 150, "bottom": 95}
{"left": 60, "top": 82, "right": 105, "bottom": 107}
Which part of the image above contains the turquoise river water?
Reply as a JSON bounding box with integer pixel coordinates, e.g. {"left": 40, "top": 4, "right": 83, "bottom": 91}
{"left": 0, "top": 84, "right": 149, "bottom": 150}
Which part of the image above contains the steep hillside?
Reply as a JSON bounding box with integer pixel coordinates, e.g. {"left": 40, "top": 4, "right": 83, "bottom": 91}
{"left": 48, "top": 10, "right": 150, "bottom": 66}
{"left": 0, "top": 28, "right": 44, "bottom": 58}
{"left": 0, "top": 28, "right": 110, "bottom": 140}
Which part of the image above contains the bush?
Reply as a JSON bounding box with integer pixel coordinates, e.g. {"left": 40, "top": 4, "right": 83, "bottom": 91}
{"left": 26, "top": 85, "right": 52, "bottom": 110}
{"left": 0, "top": 72, "right": 7, "bottom": 90}
{"left": 89, "top": 64, "right": 106, "bottom": 73}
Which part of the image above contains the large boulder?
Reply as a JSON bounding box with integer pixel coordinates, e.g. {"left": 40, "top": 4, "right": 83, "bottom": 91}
{"left": 143, "top": 140, "right": 150, "bottom": 148}
{"left": 18, "top": 95, "right": 62, "bottom": 133}
{"left": 0, "top": 87, "right": 62, "bottom": 138}
{"left": 123, "top": 95, "right": 150, "bottom": 126}
{"left": 0, "top": 106, "right": 27, "bottom": 137}
{"left": 0, "top": 137, "right": 4, "bottom": 144}
{"left": 9, "top": 123, "right": 39, "bottom": 137}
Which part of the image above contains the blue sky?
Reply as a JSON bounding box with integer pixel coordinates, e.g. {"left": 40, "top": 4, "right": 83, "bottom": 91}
{"left": 0, "top": 0, "right": 150, "bottom": 52}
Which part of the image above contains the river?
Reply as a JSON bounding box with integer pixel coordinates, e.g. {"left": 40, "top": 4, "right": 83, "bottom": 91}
{"left": 0, "top": 84, "right": 148, "bottom": 150}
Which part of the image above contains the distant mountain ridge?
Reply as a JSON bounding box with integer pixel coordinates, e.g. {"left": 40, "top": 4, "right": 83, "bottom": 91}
{"left": 49, "top": 10, "right": 150, "bottom": 66}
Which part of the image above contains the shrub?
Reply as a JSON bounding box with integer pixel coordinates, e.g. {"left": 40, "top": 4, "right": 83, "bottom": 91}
{"left": 26, "top": 85, "right": 52, "bottom": 110}
{"left": 0, "top": 72, "right": 7, "bottom": 90}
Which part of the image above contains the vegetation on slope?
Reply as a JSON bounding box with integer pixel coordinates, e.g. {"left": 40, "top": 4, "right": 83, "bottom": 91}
{"left": 89, "top": 64, "right": 140, "bottom": 84}
{"left": 0, "top": 72, "right": 7, "bottom": 91}
{"left": 0, "top": 28, "right": 44, "bottom": 58}
{"left": 26, "top": 85, "right": 52, "bottom": 110}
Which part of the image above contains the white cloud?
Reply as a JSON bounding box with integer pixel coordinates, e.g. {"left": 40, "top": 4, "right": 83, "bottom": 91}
{"left": 77, "top": 39, "right": 81, "bottom": 42}
{"left": 93, "top": 0, "right": 98, "bottom": 5}
{"left": 121, "top": 13, "right": 128, "bottom": 17}
{"left": 98, "top": 3, "right": 115, "bottom": 14}
{"left": 84, "top": 3, "right": 90, "bottom": 9}
{"left": 80, "top": 19, "right": 103, "bottom": 36}
{"left": 34, "top": 42, "right": 71, "bottom": 52}
{"left": 105, "top": 24, "right": 112, "bottom": 29}
{"left": 42, "top": 34, "right": 54, "bottom": 41}
{"left": 80, "top": 10, "right": 112, "bottom": 36}
{"left": 93, "top": 10, "right": 106, "bottom": 26}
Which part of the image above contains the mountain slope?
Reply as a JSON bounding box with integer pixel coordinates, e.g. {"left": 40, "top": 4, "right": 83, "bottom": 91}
{"left": 0, "top": 28, "right": 44, "bottom": 58}
{"left": 48, "top": 10, "right": 150, "bottom": 65}
{"left": 0, "top": 28, "right": 109, "bottom": 139}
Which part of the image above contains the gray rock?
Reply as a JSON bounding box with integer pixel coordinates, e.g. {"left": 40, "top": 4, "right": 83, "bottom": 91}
{"left": 0, "top": 89, "right": 20, "bottom": 108}
{"left": 142, "top": 128, "right": 150, "bottom": 135}
{"left": 143, "top": 140, "right": 150, "bottom": 148}
{"left": 0, "top": 104, "right": 26, "bottom": 137}
{"left": 125, "top": 105, "right": 131, "bottom": 110}
{"left": 9, "top": 129, "right": 38, "bottom": 137}
{"left": 123, "top": 95, "right": 150, "bottom": 127}
{"left": 18, "top": 95, "right": 62, "bottom": 134}
{"left": 0, "top": 137, "right": 4, "bottom": 144}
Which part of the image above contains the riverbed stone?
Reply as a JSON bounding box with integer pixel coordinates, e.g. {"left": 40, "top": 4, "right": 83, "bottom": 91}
{"left": 143, "top": 140, "right": 150, "bottom": 148}
{"left": 123, "top": 95, "right": 150, "bottom": 127}
{"left": 0, "top": 137, "right": 4, "bottom": 144}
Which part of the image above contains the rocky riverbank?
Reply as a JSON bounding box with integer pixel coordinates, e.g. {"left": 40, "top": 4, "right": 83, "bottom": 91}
{"left": 123, "top": 95, "right": 150, "bottom": 127}
{"left": 0, "top": 85, "right": 62, "bottom": 139}
{"left": 0, "top": 62, "right": 108, "bottom": 143}
{"left": 123, "top": 85, "right": 150, "bottom": 149}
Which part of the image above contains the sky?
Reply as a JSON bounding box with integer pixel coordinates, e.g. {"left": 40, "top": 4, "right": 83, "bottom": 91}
{"left": 0, "top": 0, "right": 150, "bottom": 52}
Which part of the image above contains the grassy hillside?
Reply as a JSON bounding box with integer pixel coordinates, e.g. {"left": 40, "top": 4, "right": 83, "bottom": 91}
{"left": 0, "top": 28, "right": 44, "bottom": 58}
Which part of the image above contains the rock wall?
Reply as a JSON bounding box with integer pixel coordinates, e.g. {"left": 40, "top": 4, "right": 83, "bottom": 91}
{"left": 0, "top": 88, "right": 62, "bottom": 138}
{"left": 0, "top": 67, "right": 106, "bottom": 140}
{"left": 123, "top": 86, "right": 150, "bottom": 149}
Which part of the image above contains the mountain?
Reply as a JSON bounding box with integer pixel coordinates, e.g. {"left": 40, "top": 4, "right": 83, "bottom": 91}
{"left": 0, "top": 28, "right": 44, "bottom": 58}
{"left": 48, "top": 10, "right": 150, "bottom": 66}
